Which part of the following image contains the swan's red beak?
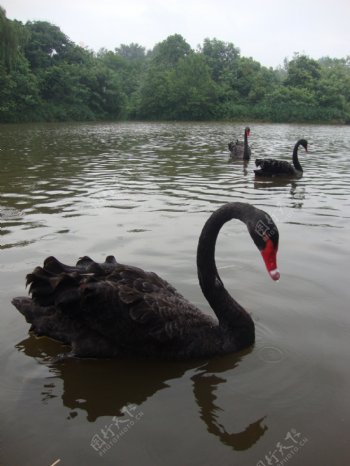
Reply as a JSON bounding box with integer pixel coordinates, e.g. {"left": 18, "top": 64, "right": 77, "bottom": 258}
{"left": 261, "top": 238, "right": 280, "bottom": 281}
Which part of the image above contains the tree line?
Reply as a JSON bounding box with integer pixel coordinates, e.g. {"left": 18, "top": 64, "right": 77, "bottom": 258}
{"left": 1, "top": 6, "right": 350, "bottom": 124}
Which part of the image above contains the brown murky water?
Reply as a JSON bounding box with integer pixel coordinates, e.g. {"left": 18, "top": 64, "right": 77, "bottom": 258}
{"left": 1, "top": 122, "right": 350, "bottom": 466}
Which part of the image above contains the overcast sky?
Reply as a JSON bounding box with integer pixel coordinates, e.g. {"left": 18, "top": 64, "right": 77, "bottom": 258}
{"left": 2, "top": 0, "right": 350, "bottom": 68}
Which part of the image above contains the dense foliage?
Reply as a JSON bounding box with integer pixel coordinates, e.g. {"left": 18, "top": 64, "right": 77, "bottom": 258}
{"left": 1, "top": 7, "right": 350, "bottom": 123}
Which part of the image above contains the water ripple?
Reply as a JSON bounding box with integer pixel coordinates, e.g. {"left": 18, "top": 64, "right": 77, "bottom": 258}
{"left": 1, "top": 122, "right": 350, "bottom": 248}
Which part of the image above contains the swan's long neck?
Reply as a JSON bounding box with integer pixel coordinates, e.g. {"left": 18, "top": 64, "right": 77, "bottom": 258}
{"left": 292, "top": 142, "right": 303, "bottom": 172}
{"left": 196, "top": 203, "right": 255, "bottom": 337}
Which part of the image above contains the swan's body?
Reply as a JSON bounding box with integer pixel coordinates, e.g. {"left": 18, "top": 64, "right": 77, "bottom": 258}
{"left": 12, "top": 203, "right": 280, "bottom": 360}
{"left": 228, "top": 127, "right": 251, "bottom": 160}
{"left": 254, "top": 139, "right": 308, "bottom": 177}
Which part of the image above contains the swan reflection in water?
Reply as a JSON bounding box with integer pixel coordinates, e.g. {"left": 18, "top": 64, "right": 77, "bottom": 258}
{"left": 254, "top": 178, "right": 306, "bottom": 214}
{"left": 16, "top": 335, "right": 267, "bottom": 451}
{"left": 227, "top": 155, "right": 250, "bottom": 177}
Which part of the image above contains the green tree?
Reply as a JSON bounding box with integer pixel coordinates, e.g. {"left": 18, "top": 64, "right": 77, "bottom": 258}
{"left": 150, "top": 34, "right": 192, "bottom": 68}
{"left": 137, "top": 35, "right": 192, "bottom": 119}
{"left": 138, "top": 67, "right": 171, "bottom": 119}
{"left": 264, "top": 86, "right": 318, "bottom": 122}
{"left": 0, "top": 6, "right": 19, "bottom": 69}
{"left": 0, "top": 8, "right": 40, "bottom": 122}
{"left": 0, "top": 55, "right": 40, "bottom": 122}
{"left": 115, "top": 43, "right": 146, "bottom": 60}
{"left": 80, "top": 63, "right": 126, "bottom": 119}
{"left": 1, "top": 7, "right": 350, "bottom": 124}
{"left": 201, "top": 38, "right": 240, "bottom": 82}
{"left": 99, "top": 45, "right": 147, "bottom": 118}
{"left": 315, "top": 57, "right": 350, "bottom": 120}
{"left": 285, "top": 53, "right": 321, "bottom": 89}
{"left": 168, "top": 54, "right": 218, "bottom": 120}
{"left": 23, "top": 21, "right": 73, "bottom": 69}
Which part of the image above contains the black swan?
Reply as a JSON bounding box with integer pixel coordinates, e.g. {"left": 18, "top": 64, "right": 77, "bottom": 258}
{"left": 228, "top": 127, "right": 251, "bottom": 160}
{"left": 254, "top": 139, "right": 308, "bottom": 177}
{"left": 12, "top": 202, "right": 280, "bottom": 360}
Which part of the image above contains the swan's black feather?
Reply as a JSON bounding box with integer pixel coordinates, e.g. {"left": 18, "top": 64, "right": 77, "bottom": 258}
{"left": 228, "top": 140, "right": 251, "bottom": 158}
{"left": 14, "top": 256, "right": 219, "bottom": 358}
{"left": 254, "top": 158, "right": 295, "bottom": 176}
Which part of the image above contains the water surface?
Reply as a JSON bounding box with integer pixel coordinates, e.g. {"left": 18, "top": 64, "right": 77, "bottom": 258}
{"left": 1, "top": 122, "right": 350, "bottom": 466}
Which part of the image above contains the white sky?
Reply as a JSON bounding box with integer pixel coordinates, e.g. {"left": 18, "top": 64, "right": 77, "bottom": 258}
{"left": 2, "top": 0, "right": 350, "bottom": 68}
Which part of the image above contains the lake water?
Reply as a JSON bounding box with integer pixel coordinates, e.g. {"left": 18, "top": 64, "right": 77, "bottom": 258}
{"left": 1, "top": 121, "right": 349, "bottom": 466}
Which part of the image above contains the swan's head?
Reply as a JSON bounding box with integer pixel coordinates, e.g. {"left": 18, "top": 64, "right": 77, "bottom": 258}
{"left": 298, "top": 139, "right": 308, "bottom": 152}
{"left": 245, "top": 127, "right": 251, "bottom": 137}
{"left": 249, "top": 211, "right": 280, "bottom": 281}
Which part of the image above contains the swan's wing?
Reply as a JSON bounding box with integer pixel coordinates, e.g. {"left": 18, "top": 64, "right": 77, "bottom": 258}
{"left": 228, "top": 140, "right": 238, "bottom": 152}
{"left": 254, "top": 158, "right": 294, "bottom": 175}
{"left": 78, "top": 265, "right": 204, "bottom": 343}
{"left": 14, "top": 256, "right": 212, "bottom": 356}
{"left": 228, "top": 140, "right": 244, "bottom": 156}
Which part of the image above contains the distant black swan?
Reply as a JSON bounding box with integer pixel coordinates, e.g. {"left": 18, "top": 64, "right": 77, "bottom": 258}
{"left": 228, "top": 127, "right": 251, "bottom": 160}
{"left": 12, "top": 202, "right": 280, "bottom": 360}
{"left": 254, "top": 139, "right": 308, "bottom": 177}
